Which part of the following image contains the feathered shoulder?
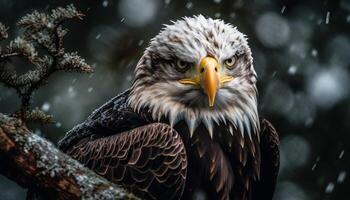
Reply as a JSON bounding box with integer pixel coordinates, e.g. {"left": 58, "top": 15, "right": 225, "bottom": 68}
{"left": 58, "top": 89, "right": 151, "bottom": 152}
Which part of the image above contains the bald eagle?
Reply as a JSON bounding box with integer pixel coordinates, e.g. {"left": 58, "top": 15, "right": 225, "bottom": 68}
{"left": 58, "top": 16, "right": 280, "bottom": 200}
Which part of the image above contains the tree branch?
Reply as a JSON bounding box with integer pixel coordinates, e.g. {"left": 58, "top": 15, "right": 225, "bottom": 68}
{"left": 0, "top": 5, "right": 93, "bottom": 122}
{"left": 0, "top": 113, "right": 139, "bottom": 200}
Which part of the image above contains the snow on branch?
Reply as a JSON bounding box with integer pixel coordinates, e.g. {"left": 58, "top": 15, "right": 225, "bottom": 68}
{"left": 0, "top": 4, "right": 93, "bottom": 122}
{"left": 0, "top": 23, "right": 8, "bottom": 39}
{"left": 0, "top": 114, "right": 139, "bottom": 200}
{"left": 0, "top": 4, "right": 140, "bottom": 200}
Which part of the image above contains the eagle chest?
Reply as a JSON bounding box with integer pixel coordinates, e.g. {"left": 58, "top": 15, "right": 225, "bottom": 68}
{"left": 173, "top": 122, "right": 260, "bottom": 199}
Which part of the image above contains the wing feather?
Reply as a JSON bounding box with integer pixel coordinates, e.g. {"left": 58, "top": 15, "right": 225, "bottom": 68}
{"left": 252, "top": 118, "right": 280, "bottom": 200}
{"left": 66, "top": 123, "right": 187, "bottom": 200}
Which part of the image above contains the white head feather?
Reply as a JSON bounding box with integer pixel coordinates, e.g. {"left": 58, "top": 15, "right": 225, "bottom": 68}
{"left": 128, "top": 15, "right": 260, "bottom": 139}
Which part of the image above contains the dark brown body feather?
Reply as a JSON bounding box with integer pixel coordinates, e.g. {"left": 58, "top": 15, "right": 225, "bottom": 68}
{"left": 58, "top": 90, "right": 279, "bottom": 200}
{"left": 175, "top": 121, "right": 261, "bottom": 200}
{"left": 67, "top": 123, "right": 187, "bottom": 200}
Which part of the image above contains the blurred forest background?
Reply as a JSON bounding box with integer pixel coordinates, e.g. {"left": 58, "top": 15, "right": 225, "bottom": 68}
{"left": 0, "top": 0, "right": 349, "bottom": 199}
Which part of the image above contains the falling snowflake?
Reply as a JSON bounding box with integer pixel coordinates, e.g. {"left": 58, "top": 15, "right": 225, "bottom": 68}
{"left": 186, "top": 2, "right": 193, "bottom": 9}
{"left": 68, "top": 86, "right": 74, "bottom": 93}
{"left": 325, "top": 182, "right": 335, "bottom": 194}
{"left": 281, "top": 6, "right": 286, "bottom": 14}
{"left": 311, "top": 156, "right": 320, "bottom": 171}
{"left": 326, "top": 11, "right": 330, "bottom": 24}
{"left": 338, "top": 150, "right": 345, "bottom": 159}
{"left": 337, "top": 171, "right": 346, "bottom": 184}
{"left": 102, "top": 0, "right": 109, "bottom": 7}
{"left": 41, "top": 102, "right": 51, "bottom": 112}
{"left": 56, "top": 122, "right": 62, "bottom": 128}
{"left": 138, "top": 40, "right": 144, "bottom": 46}
{"left": 288, "top": 65, "right": 297, "bottom": 75}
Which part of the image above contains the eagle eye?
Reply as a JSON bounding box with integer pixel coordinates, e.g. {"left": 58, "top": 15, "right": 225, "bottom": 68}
{"left": 175, "top": 60, "right": 191, "bottom": 73}
{"left": 224, "top": 56, "right": 237, "bottom": 69}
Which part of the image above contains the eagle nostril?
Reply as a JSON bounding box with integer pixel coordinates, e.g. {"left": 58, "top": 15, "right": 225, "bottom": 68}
{"left": 200, "top": 68, "right": 205, "bottom": 73}
{"left": 214, "top": 67, "right": 218, "bottom": 72}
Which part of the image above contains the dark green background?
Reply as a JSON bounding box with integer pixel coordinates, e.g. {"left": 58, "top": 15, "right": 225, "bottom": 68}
{"left": 0, "top": 0, "right": 349, "bottom": 199}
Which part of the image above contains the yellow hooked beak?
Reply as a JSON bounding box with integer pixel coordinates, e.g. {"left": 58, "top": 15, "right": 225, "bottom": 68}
{"left": 200, "top": 57, "right": 219, "bottom": 107}
{"left": 179, "top": 56, "right": 234, "bottom": 107}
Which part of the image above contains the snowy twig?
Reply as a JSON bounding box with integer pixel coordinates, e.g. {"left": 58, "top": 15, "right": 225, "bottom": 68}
{"left": 0, "top": 4, "right": 93, "bottom": 122}
{"left": 0, "top": 4, "right": 139, "bottom": 200}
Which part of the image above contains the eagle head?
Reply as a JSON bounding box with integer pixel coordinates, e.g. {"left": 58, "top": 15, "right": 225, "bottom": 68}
{"left": 128, "top": 15, "right": 259, "bottom": 139}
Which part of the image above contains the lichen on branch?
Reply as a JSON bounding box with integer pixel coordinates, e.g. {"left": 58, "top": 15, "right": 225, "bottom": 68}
{"left": 0, "top": 114, "right": 139, "bottom": 200}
